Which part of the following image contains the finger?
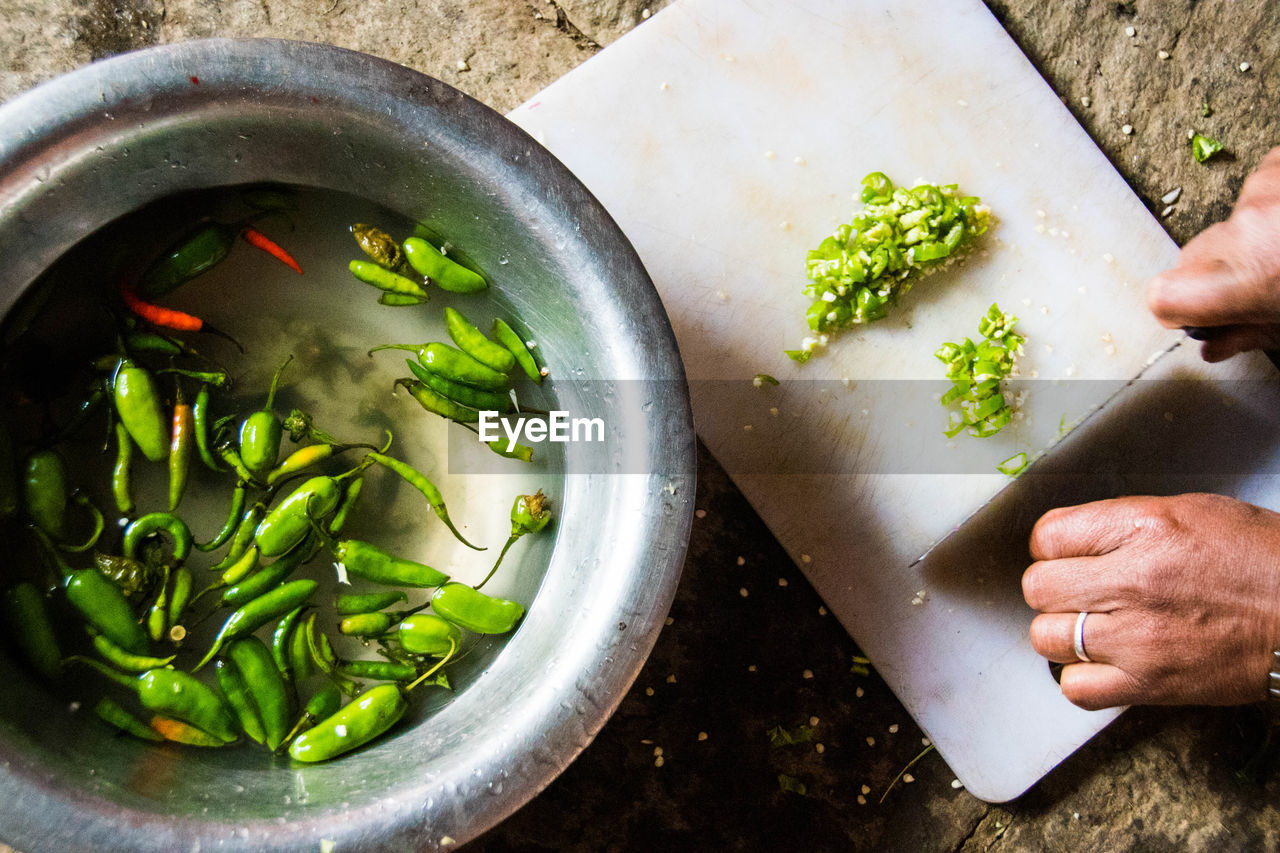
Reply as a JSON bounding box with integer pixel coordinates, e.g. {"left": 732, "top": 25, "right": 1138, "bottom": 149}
{"left": 1058, "top": 662, "right": 1140, "bottom": 711}
{"left": 1022, "top": 558, "right": 1129, "bottom": 613}
{"left": 1029, "top": 611, "right": 1119, "bottom": 664}
{"left": 1146, "top": 256, "right": 1280, "bottom": 328}
{"left": 1199, "top": 324, "right": 1280, "bottom": 362}
{"left": 1029, "top": 498, "right": 1145, "bottom": 560}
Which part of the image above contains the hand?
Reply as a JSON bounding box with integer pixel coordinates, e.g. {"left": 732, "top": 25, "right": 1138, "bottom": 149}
{"left": 1147, "top": 146, "right": 1280, "bottom": 362}
{"left": 1022, "top": 493, "right": 1280, "bottom": 710}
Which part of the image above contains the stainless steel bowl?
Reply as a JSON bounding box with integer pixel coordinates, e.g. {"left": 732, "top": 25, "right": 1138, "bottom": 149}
{"left": 0, "top": 40, "right": 695, "bottom": 851}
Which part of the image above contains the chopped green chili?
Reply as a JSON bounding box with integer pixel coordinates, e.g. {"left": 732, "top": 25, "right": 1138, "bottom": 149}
{"left": 935, "top": 303, "right": 1023, "bottom": 439}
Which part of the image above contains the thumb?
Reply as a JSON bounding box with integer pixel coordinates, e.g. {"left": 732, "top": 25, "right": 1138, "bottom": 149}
{"left": 1147, "top": 257, "right": 1280, "bottom": 329}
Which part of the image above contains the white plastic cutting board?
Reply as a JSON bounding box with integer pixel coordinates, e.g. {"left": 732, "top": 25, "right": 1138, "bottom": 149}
{"left": 509, "top": 0, "right": 1280, "bottom": 801}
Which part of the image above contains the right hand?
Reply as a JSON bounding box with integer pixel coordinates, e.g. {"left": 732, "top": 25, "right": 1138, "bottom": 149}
{"left": 1147, "top": 146, "right": 1280, "bottom": 362}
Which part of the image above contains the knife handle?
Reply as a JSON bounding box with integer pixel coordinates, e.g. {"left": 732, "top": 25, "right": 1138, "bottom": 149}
{"left": 1183, "top": 326, "right": 1280, "bottom": 372}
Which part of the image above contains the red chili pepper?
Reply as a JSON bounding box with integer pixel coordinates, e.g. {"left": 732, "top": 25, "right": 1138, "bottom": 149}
{"left": 120, "top": 280, "right": 203, "bottom": 332}
{"left": 242, "top": 227, "right": 302, "bottom": 274}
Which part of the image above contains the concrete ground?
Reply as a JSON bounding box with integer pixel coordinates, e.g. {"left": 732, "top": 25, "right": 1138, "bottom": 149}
{"left": 1, "top": 0, "right": 1278, "bottom": 849}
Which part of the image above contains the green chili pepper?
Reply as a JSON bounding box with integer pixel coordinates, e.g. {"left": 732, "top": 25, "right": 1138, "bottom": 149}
{"left": 168, "top": 391, "right": 194, "bottom": 512}
{"left": 395, "top": 377, "right": 479, "bottom": 423}
{"left": 402, "top": 237, "right": 488, "bottom": 293}
{"left": 211, "top": 502, "right": 264, "bottom": 571}
{"left": 406, "top": 360, "right": 511, "bottom": 412}
{"left": 112, "top": 358, "right": 169, "bottom": 462}
{"left": 214, "top": 657, "right": 266, "bottom": 745}
{"left": 281, "top": 681, "right": 342, "bottom": 749}
{"left": 94, "top": 696, "right": 164, "bottom": 741}
{"left": 1191, "top": 132, "right": 1224, "bottom": 163}
{"left": 92, "top": 552, "right": 155, "bottom": 597}
{"left": 197, "top": 483, "right": 247, "bottom": 552}
{"left": 219, "top": 545, "right": 261, "bottom": 587}
{"left": 122, "top": 512, "right": 193, "bottom": 564}
{"left": 476, "top": 491, "right": 552, "bottom": 590}
{"left": 338, "top": 660, "right": 417, "bottom": 681}
{"left": 228, "top": 636, "right": 291, "bottom": 751}
{"left": 59, "top": 492, "right": 105, "bottom": 554}
{"left": 349, "top": 259, "right": 430, "bottom": 300}
{"left": 327, "top": 477, "right": 364, "bottom": 536}
{"left": 220, "top": 538, "right": 315, "bottom": 609}
{"left": 272, "top": 605, "right": 308, "bottom": 683}
{"left": 2, "top": 583, "right": 62, "bottom": 679}
{"left": 378, "top": 293, "right": 428, "bottom": 307}
{"left": 367, "top": 452, "right": 483, "bottom": 551}
{"left": 149, "top": 716, "right": 230, "bottom": 747}
{"left": 147, "top": 565, "right": 171, "bottom": 643}
{"left": 267, "top": 444, "right": 336, "bottom": 486}
{"left": 139, "top": 222, "right": 237, "bottom": 298}
{"left": 193, "top": 384, "right": 224, "bottom": 472}
{"left": 239, "top": 355, "right": 293, "bottom": 478}
{"left": 491, "top": 318, "right": 545, "bottom": 384}
{"left": 350, "top": 223, "right": 407, "bottom": 270}
{"left": 166, "top": 567, "right": 192, "bottom": 630}
{"left": 308, "top": 509, "right": 449, "bottom": 589}
{"left": 397, "top": 613, "right": 461, "bottom": 657}
{"left": 255, "top": 476, "right": 341, "bottom": 558}
{"left": 300, "top": 611, "right": 358, "bottom": 695}
{"left": 217, "top": 442, "right": 258, "bottom": 484}
{"left": 339, "top": 611, "right": 397, "bottom": 638}
{"left": 194, "top": 579, "right": 318, "bottom": 671}
{"left": 64, "top": 569, "right": 148, "bottom": 653}
{"left": 431, "top": 582, "right": 524, "bottom": 634}
{"left": 372, "top": 342, "right": 508, "bottom": 391}
{"left": 156, "top": 367, "right": 231, "bottom": 388}
{"left": 936, "top": 303, "right": 1023, "bottom": 439}
{"left": 335, "top": 590, "right": 407, "bottom": 616}
{"left": 23, "top": 450, "right": 68, "bottom": 539}
{"left": 444, "top": 307, "right": 515, "bottom": 373}
{"left": 88, "top": 627, "right": 174, "bottom": 672}
{"left": 288, "top": 611, "right": 316, "bottom": 682}
{"left": 111, "top": 422, "right": 135, "bottom": 516}
{"left": 0, "top": 421, "right": 17, "bottom": 519}
{"left": 72, "top": 655, "right": 238, "bottom": 742}
{"left": 289, "top": 645, "right": 454, "bottom": 762}
{"left": 125, "top": 331, "right": 190, "bottom": 358}
{"left": 482, "top": 436, "right": 534, "bottom": 463}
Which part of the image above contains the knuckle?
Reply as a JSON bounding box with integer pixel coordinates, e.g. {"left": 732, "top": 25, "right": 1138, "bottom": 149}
{"left": 1028, "top": 615, "right": 1055, "bottom": 653}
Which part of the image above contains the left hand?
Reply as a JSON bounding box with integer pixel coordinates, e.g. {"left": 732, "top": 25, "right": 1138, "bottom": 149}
{"left": 1022, "top": 493, "right": 1280, "bottom": 710}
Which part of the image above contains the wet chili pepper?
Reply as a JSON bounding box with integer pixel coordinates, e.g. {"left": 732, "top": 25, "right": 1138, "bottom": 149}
{"left": 280, "top": 681, "right": 342, "bottom": 749}
{"left": 138, "top": 222, "right": 237, "bottom": 298}
{"left": 120, "top": 279, "right": 205, "bottom": 333}
{"left": 301, "top": 612, "right": 359, "bottom": 697}
{"left": 348, "top": 260, "right": 430, "bottom": 301}
{"left": 242, "top": 226, "right": 303, "bottom": 275}
{"left": 88, "top": 627, "right": 174, "bottom": 672}
{"left": 338, "top": 659, "right": 417, "bottom": 682}
{"left": 92, "top": 552, "right": 156, "bottom": 597}
{"left": 272, "top": 605, "right": 308, "bottom": 684}
{"left": 219, "top": 545, "right": 260, "bottom": 588}
{"left": 492, "top": 318, "right": 546, "bottom": 384}
{"left": 288, "top": 644, "right": 454, "bottom": 763}
{"left": 193, "top": 384, "right": 224, "bottom": 472}
{"left": 350, "top": 223, "right": 406, "bottom": 270}
{"left": 122, "top": 512, "right": 193, "bottom": 565}
{"left": 254, "top": 476, "right": 341, "bottom": 558}
{"left": 239, "top": 355, "right": 293, "bottom": 478}
{"left": 476, "top": 491, "right": 552, "bottom": 590}
{"left": 288, "top": 611, "right": 316, "bottom": 683}
{"left": 215, "top": 657, "right": 266, "bottom": 745}
{"left": 367, "top": 452, "right": 483, "bottom": 551}
{"left": 196, "top": 483, "right": 246, "bottom": 552}
{"left": 335, "top": 590, "right": 407, "bottom": 616}
{"left": 444, "top": 307, "right": 516, "bottom": 373}
{"left": 58, "top": 493, "right": 105, "bottom": 554}
{"left": 168, "top": 388, "right": 194, "bottom": 511}
{"left": 217, "top": 442, "right": 258, "bottom": 486}
{"left": 395, "top": 377, "right": 479, "bottom": 423}
{"left": 338, "top": 611, "right": 397, "bottom": 638}
{"left": 166, "top": 566, "right": 192, "bottom": 630}
{"left": 402, "top": 236, "right": 488, "bottom": 293}
{"left": 397, "top": 613, "right": 461, "bottom": 657}
{"left": 2, "top": 583, "right": 62, "bottom": 680}
{"left": 210, "top": 503, "right": 264, "bottom": 571}
{"left": 266, "top": 444, "right": 339, "bottom": 486}
{"left": 64, "top": 568, "right": 149, "bottom": 653}
{"left": 23, "top": 449, "right": 68, "bottom": 539}
{"left": 220, "top": 537, "right": 316, "bottom": 609}
{"left": 406, "top": 360, "right": 511, "bottom": 412}
{"left": 481, "top": 435, "right": 534, "bottom": 463}
{"left": 157, "top": 367, "right": 232, "bottom": 388}
{"left": 124, "top": 331, "right": 194, "bottom": 358}
{"left": 112, "top": 422, "right": 135, "bottom": 515}
{"left": 227, "top": 636, "right": 291, "bottom": 751}
{"left": 94, "top": 697, "right": 164, "bottom": 741}
{"left": 112, "top": 358, "right": 168, "bottom": 462}
{"left": 307, "top": 507, "right": 449, "bottom": 588}
{"left": 373, "top": 342, "right": 508, "bottom": 391}
{"left": 149, "top": 716, "right": 229, "bottom": 747}
{"left": 431, "top": 582, "right": 524, "bottom": 634}
{"left": 327, "top": 477, "right": 364, "bottom": 536}
{"left": 194, "top": 578, "right": 318, "bottom": 671}
{"left": 379, "top": 293, "right": 427, "bottom": 307}
{"left": 0, "top": 421, "right": 18, "bottom": 519}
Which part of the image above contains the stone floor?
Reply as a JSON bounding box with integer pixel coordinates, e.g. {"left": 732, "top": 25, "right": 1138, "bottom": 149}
{"left": 1, "top": 0, "right": 1278, "bottom": 850}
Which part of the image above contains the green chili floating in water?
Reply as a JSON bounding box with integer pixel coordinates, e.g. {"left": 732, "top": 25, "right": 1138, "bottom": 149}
{"left": 239, "top": 355, "right": 293, "bottom": 479}
{"left": 491, "top": 318, "right": 545, "bottom": 384}
{"left": 432, "top": 583, "right": 524, "bottom": 634}
{"left": 194, "top": 578, "right": 318, "bottom": 671}
{"left": 94, "top": 696, "right": 164, "bottom": 742}
{"left": 272, "top": 605, "right": 308, "bottom": 684}
{"left": 402, "top": 237, "right": 488, "bottom": 293}
{"left": 444, "top": 307, "right": 516, "bottom": 373}
{"left": 122, "top": 512, "right": 193, "bottom": 564}
{"left": 255, "top": 476, "right": 341, "bottom": 558}
{"left": 147, "top": 565, "right": 171, "bottom": 643}
{"left": 138, "top": 222, "right": 237, "bottom": 298}
{"left": 379, "top": 293, "right": 428, "bottom": 307}
{"left": 397, "top": 613, "right": 461, "bottom": 657}
{"left": 348, "top": 260, "right": 430, "bottom": 301}
{"left": 196, "top": 483, "right": 247, "bottom": 552}
{"left": 112, "top": 422, "right": 135, "bottom": 516}
{"left": 406, "top": 360, "right": 511, "bottom": 413}
{"left": 215, "top": 657, "right": 267, "bottom": 745}
{"left": 23, "top": 449, "right": 68, "bottom": 539}
{"left": 193, "top": 384, "right": 224, "bottom": 472}
{"left": 166, "top": 566, "right": 193, "bottom": 631}
{"left": 112, "top": 358, "right": 169, "bottom": 462}
{"left": 334, "top": 590, "right": 407, "bottom": 616}
{"left": 350, "top": 223, "right": 407, "bottom": 271}
{"left": 280, "top": 681, "right": 342, "bottom": 749}
{"left": 338, "top": 659, "right": 418, "bottom": 682}
{"left": 372, "top": 342, "right": 508, "bottom": 391}
{"left": 306, "top": 504, "right": 449, "bottom": 588}
{"left": 475, "top": 491, "right": 552, "bottom": 590}
{"left": 72, "top": 656, "right": 239, "bottom": 742}
{"left": 64, "top": 568, "right": 149, "bottom": 654}
{"left": 367, "top": 452, "right": 484, "bottom": 551}
{"left": 2, "top": 583, "right": 62, "bottom": 680}
{"left": 87, "top": 626, "right": 175, "bottom": 672}
{"left": 395, "top": 377, "right": 479, "bottom": 424}
{"left": 220, "top": 537, "right": 316, "bottom": 609}
{"left": 227, "top": 636, "right": 291, "bottom": 751}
